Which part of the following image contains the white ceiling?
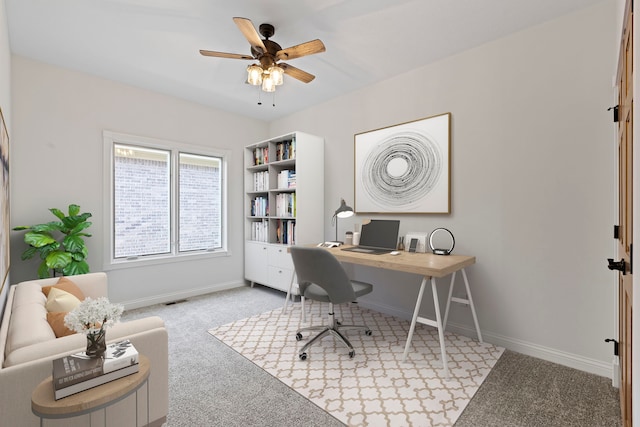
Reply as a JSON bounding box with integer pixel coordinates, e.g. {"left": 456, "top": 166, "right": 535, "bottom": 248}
{"left": 6, "top": 0, "right": 603, "bottom": 122}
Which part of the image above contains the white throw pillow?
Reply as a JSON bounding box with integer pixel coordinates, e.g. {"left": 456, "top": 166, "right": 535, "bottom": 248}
{"left": 45, "top": 287, "right": 82, "bottom": 312}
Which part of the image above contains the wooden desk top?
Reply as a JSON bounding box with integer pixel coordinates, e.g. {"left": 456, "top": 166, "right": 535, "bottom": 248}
{"left": 325, "top": 245, "right": 475, "bottom": 278}
{"left": 32, "top": 354, "right": 150, "bottom": 417}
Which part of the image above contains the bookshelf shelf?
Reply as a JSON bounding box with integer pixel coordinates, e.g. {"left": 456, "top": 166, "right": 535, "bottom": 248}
{"left": 244, "top": 132, "right": 324, "bottom": 293}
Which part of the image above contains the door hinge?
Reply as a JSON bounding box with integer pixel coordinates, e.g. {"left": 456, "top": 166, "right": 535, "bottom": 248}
{"left": 608, "top": 105, "right": 619, "bottom": 122}
{"left": 614, "top": 225, "right": 620, "bottom": 239}
{"left": 631, "top": 243, "right": 633, "bottom": 275}
{"left": 605, "top": 338, "right": 619, "bottom": 356}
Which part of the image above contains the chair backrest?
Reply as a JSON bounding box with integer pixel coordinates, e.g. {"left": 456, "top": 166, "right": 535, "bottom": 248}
{"left": 290, "top": 246, "right": 356, "bottom": 304}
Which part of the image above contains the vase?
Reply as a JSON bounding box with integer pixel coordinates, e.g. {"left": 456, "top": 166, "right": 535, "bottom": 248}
{"left": 86, "top": 328, "right": 107, "bottom": 358}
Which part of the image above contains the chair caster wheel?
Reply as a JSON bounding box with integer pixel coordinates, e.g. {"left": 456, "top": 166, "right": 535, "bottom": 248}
{"left": 299, "top": 352, "right": 307, "bottom": 360}
{"left": 349, "top": 350, "right": 355, "bottom": 358}
{"left": 295, "top": 332, "right": 303, "bottom": 341}
{"left": 365, "top": 330, "right": 372, "bottom": 336}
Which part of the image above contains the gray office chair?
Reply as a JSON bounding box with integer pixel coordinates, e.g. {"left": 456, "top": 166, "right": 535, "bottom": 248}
{"left": 290, "top": 246, "right": 374, "bottom": 360}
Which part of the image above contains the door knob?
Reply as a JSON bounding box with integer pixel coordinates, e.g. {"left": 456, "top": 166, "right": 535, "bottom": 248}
{"left": 607, "top": 258, "right": 626, "bottom": 274}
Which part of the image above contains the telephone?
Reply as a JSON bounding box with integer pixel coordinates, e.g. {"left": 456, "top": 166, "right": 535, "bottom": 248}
{"left": 317, "top": 241, "right": 341, "bottom": 248}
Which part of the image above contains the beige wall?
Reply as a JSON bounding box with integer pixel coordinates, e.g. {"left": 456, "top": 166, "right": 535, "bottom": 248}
{"left": 10, "top": 56, "right": 268, "bottom": 305}
{"left": 271, "top": 1, "right": 617, "bottom": 375}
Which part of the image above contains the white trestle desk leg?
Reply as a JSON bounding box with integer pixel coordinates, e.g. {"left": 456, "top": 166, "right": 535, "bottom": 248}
{"left": 431, "top": 276, "right": 449, "bottom": 379}
{"left": 402, "top": 276, "right": 428, "bottom": 362}
{"left": 402, "top": 275, "right": 450, "bottom": 379}
{"left": 462, "top": 268, "right": 483, "bottom": 343}
{"left": 442, "top": 271, "right": 457, "bottom": 330}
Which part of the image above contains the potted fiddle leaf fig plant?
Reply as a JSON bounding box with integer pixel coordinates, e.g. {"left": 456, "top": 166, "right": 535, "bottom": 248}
{"left": 13, "top": 204, "right": 92, "bottom": 278}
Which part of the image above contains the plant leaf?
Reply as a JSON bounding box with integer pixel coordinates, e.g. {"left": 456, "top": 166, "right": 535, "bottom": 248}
{"left": 68, "top": 204, "right": 80, "bottom": 217}
{"left": 24, "top": 231, "right": 57, "bottom": 248}
{"left": 63, "top": 234, "right": 86, "bottom": 253}
{"left": 45, "top": 251, "right": 72, "bottom": 270}
{"left": 31, "top": 222, "right": 63, "bottom": 233}
{"left": 37, "top": 261, "right": 51, "bottom": 279}
{"left": 64, "top": 260, "right": 89, "bottom": 276}
{"left": 20, "top": 246, "right": 38, "bottom": 260}
{"left": 49, "top": 208, "right": 65, "bottom": 221}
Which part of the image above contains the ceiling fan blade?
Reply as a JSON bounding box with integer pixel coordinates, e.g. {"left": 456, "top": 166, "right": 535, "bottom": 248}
{"left": 199, "top": 50, "right": 254, "bottom": 60}
{"left": 233, "top": 17, "right": 267, "bottom": 54}
{"left": 276, "top": 39, "right": 326, "bottom": 61}
{"left": 280, "top": 63, "right": 315, "bottom": 83}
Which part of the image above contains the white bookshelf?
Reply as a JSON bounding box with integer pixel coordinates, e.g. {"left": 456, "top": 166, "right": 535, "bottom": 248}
{"left": 244, "top": 132, "right": 324, "bottom": 292}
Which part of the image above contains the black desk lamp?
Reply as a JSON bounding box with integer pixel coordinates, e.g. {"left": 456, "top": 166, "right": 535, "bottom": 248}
{"left": 332, "top": 198, "right": 354, "bottom": 243}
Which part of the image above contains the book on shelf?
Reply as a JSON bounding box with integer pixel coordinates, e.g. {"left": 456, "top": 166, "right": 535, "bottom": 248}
{"left": 253, "top": 171, "right": 269, "bottom": 191}
{"left": 52, "top": 339, "right": 139, "bottom": 400}
{"left": 277, "top": 169, "right": 296, "bottom": 189}
{"left": 275, "top": 139, "right": 296, "bottom": 161}
{"left": 253, "top": 147, "right": 268, "bottom": 165}
{"left": 251, "top": 219, "right": 269, "bottom": 242}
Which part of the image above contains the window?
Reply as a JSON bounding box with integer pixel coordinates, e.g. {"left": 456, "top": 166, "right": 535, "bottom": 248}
{"left": 104, "top": 132, "right": 228, "bottom": 266}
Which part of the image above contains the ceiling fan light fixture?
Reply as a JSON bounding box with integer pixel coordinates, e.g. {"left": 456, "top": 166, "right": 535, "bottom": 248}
{"left": 247, "top": 64, "right": 263, "bottom": 86}
{"left": 269, "top": 65, "right": 284, "bottom": 86}
{"left": 262, "top": 74, "right": 276, "bottom": 92}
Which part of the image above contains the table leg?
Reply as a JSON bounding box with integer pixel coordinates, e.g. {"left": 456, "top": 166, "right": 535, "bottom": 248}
{"left": 442, "top": 271, "right": 457, "bottom": 330}
{"left": 431, "top": 276, "right": 449, "bottom": 379}
{"left": 462, "top": 268, "right": 483, "bottom": 343}
{"left": 282, "top": 270, "right": 297, "bottom": 314}
{"left": 402, "top": 276, "right": 428, "bottom": 362}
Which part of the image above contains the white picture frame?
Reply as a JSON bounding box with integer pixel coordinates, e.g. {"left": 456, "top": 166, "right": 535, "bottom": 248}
{"left": 354, "top": 112, "right": 451, "bottom": 214}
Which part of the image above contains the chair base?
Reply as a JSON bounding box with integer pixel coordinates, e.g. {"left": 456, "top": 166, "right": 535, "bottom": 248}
{"left": 295, "top": 303, "right": 372, "bottom": 360}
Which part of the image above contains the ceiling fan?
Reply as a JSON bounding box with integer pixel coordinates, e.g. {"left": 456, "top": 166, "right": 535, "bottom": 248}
{"left": 200, "top": 17, "right": 326, "bottom": 92}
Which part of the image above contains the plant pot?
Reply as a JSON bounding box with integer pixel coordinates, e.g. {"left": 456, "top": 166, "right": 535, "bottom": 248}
{"left": 86, "top": 328, "right": 107, "bottom": 358}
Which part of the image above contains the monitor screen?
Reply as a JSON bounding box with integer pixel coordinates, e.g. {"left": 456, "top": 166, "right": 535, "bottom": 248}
{"left": 358, "top": 220, "right": 400, "bottom": 249}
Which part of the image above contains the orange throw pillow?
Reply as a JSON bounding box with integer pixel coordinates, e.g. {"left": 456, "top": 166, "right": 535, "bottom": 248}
{"left": 42, "top": 277, "right": 85, "bottom": 301}
{"left": 47, "top": 312, "right": 76, "bottom": 337}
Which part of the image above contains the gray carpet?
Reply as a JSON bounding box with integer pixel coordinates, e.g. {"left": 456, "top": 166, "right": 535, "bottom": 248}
{"left": 121, "top": 285, "right": 621, "bottom": 426}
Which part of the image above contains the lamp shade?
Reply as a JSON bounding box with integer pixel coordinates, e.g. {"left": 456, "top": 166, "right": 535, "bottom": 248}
{"left": 269, "top": 65, "right": 284, "bottom": 86}
{"left": 262, "top": 74, "right": 276, "bottom": 92}
{"left": 334, "top": 198, "right": 354, "bottom": 219}
{"left": 247, "top": 64, "right": 263, "bottom": 86}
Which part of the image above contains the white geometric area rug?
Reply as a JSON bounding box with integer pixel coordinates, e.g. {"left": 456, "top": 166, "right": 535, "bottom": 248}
{"left": 208, "top": 302, "right": 504, "bottom": 427}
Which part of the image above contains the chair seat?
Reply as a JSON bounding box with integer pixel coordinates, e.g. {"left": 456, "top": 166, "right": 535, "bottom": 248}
{"left": 302, "top": 280, "right": 373, "bottom": 303}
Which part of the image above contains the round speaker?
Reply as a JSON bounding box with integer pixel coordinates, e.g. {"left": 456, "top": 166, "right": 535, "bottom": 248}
{"left": 428, "top": 228, "right": 455, "bottom": 255}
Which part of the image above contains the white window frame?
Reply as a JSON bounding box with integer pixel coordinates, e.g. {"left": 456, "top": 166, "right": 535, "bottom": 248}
{"left": 103, "top": 131, "right": 230, "bottom": 270}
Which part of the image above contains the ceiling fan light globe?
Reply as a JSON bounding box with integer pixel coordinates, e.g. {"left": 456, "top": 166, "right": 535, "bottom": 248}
{"left": 247, "top": 64, "right": 263, "bottom": 86}
{"left": 269, "top": 65, "right": 284, "bottom": 85}
{"left": 262, "top": 74, "right": 276, "bottom": 92}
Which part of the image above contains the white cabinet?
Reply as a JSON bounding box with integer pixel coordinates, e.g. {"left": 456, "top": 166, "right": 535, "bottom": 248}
{"left": 244, "top": 132, "right": 324, "bottom": 292}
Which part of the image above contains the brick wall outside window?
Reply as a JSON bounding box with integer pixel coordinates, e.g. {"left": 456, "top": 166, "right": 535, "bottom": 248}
{"left": 114, "top": 156, "right": 170, "bottom": 258}
{"left": 179, "top": 162, "right": 221, "bottom": 251}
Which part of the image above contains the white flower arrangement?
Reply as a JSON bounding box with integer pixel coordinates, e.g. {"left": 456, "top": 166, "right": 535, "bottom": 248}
{"left": 64, "top": 297, "right": 124, "bottom": 334}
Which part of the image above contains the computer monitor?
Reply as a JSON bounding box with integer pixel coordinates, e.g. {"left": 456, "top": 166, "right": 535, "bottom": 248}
{"left": 358, "top": 219, "right": 400, "bottom": 250}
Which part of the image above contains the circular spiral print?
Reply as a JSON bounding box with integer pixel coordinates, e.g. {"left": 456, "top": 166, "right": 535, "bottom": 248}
{"left": 361, "top": 131, "right": 442, "bottom": 209}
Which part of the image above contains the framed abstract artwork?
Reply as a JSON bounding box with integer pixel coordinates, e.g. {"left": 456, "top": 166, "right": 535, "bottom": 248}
{"left": 354, "top": 112, "right": 451, "bottom": 214}
{"left": 0, "top": 108, "right": 8, "bottom": 295}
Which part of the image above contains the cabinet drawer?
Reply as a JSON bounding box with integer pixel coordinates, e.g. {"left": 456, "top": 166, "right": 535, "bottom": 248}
{"left": 267, "top": 245, "right": 294, "bottom": 269}
{"left": 268, "top": 266, "right": 294, "bottom": 292}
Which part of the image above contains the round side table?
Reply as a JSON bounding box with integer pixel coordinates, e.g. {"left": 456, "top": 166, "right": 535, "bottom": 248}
{"left": 32, "top": 354, "right": 150, "bottom": 427}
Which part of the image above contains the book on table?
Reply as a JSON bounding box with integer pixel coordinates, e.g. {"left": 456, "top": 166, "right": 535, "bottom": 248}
{"left": 52, "top": 339, "right": 139, "bottom": 400}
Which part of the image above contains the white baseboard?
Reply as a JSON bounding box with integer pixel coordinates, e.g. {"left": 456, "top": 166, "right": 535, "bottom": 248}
{"left": 121, "top": 280, "right": 246, "bottom": 310}
{"left": 360, "top": 300, "right": 613, "bottom": 380}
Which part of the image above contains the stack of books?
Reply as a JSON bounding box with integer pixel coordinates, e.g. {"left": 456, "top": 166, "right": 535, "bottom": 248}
{"left": 52, "top": 339, "right": 139, "bottom": 400}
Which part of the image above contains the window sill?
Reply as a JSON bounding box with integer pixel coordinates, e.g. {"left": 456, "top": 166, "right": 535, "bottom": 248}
{"left": 103, "top": 249, "right": 231, "bottom": 271}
